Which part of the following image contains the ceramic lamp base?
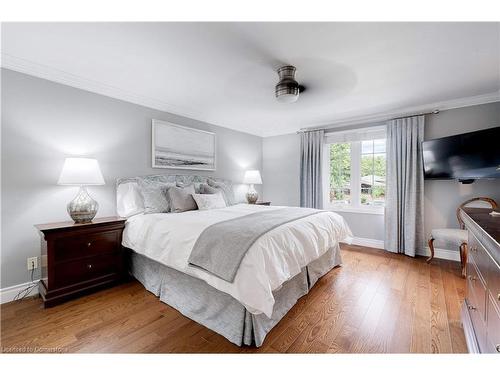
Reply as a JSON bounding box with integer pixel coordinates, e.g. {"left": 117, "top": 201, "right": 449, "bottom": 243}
{"left": 246, "top": 184, "right": 259, "bottom": 204}
{"left": 67, "top": 186, "right": 99, "bottom": 224}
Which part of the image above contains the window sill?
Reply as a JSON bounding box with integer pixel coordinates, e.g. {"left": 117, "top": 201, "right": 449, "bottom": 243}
{"left": 326, "top": 206, "right": 385, "bottom": 215}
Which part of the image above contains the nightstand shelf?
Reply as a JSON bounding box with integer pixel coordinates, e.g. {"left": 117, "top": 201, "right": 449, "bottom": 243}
{"left": 35, "top": 217, "right": 126, "bottom": 307}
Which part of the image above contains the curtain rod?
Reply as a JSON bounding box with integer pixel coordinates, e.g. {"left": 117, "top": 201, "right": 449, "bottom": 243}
{"left": 296, "top": 109, "right": 440, "bottom": 134}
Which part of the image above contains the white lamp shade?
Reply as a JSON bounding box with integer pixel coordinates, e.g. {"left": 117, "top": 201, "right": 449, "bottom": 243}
{"left": 58, "top": 158, "right": 105, "bottom": 186}
{"left": 243, "top": 170, "right": 262, "bottom": 185}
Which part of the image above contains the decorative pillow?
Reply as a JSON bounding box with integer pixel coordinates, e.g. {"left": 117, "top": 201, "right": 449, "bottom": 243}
{"left": 138, "top": 180, "right": 174, "bottom": 214}
{"left": 192, "top": 193, "right": 227, "bottom": 210}
{"left": 176, "top": 181, "right": 202, "bottom": 193}
{"left": 207, "top": 179, "right": 235, "bottom": 206}
{"left": 166, "top": 185, "right": 198, "bottom": 213}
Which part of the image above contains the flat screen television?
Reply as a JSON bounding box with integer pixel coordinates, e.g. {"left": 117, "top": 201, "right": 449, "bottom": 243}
{"left": 422, "top": 127, "right": 500, "bottom": 181}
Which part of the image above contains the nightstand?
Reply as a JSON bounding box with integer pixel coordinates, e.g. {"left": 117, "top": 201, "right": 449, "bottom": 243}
{"left": 255, "top": 201, "right": 271, "bottom": 206}
{"left": 35, "top": 217, "right": 127, "bottom": 307}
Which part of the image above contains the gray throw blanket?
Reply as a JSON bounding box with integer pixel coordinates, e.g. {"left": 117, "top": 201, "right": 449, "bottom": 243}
{"left": 188, "top": 207, "right": 322, "bottom": 282}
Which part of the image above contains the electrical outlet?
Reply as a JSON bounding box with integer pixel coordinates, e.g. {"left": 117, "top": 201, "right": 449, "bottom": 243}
{"left": 27, "top": 257, "right": 38, "bottom": 270}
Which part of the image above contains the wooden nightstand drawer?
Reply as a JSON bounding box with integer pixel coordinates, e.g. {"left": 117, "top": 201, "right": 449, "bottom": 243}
{"left": 54, "top": 231, "right": 120, "bottom": 263}
{"left": 53, "top": 252, "right": 121, "bottom": 288}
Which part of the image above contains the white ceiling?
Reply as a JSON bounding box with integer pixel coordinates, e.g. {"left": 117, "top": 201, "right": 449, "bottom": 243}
{"left": 2, "top": 22, "right": 499, "bottom": 137}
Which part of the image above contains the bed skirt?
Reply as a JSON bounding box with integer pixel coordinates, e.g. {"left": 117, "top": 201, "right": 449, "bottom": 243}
{"left": 128, "top": 244, "right": 342, "bottom": 347}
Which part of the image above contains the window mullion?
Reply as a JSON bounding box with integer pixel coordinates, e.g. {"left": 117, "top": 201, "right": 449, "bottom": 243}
{"left": 350, "top": 141, "right": 361, "bottom": 208}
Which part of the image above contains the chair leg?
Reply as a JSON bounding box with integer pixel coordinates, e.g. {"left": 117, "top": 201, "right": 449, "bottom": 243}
{"left": 427, "top": 238, "right": 435, "bottom": 263}
{"left": 460, "top": 243, "right": 467, "bottom": 278}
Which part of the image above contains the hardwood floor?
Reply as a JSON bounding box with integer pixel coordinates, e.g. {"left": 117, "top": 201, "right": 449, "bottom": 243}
{"left": 0, "top": 244, "right": 467, "bottom": 353}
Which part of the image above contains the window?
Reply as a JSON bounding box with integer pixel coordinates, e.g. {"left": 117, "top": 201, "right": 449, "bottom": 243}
{"left": 324, "top": 127, "right": 386, "bottom": 214}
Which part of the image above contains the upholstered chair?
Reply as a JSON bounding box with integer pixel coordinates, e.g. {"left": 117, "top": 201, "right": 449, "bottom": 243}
{"left": 427, "top": 197, "right": 498, "bottom": 277}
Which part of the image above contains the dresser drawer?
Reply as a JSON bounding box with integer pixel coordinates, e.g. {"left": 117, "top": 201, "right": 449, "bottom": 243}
{"left": 466, "top": 262, "right": 489, "bottom": 351}
{"left": 487, "top": 257, "right": 500, "bottom": 312}
{"left": 466, "top": 294, "right": 488, "bottom": 352}
{"left": 54, "top": 231, "right": 120, "bottom": 263}
{"left": 53, "top": 252, "right": 121, "bottom": 288}
{"left": 486, "top": 294, "right": 500, "bottom": 353}
{"left": 467, "top": 260, "right": 487, "bottom": 321}
{"left": 469, "top": 232, "right": 490, "bottom": 284}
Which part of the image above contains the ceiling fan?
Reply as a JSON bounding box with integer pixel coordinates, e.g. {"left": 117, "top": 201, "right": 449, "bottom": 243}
{"left": 275, "top": 65, "right": 306, "bottom": 103}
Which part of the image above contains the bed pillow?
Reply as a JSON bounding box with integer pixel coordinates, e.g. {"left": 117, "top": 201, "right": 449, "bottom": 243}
{"left": 166, "top": 185, "right": 198, "bottom": 213}
{"left": 116, "top": 182, "right": 145, "bottom": 217}
{"left": 200, "top": 183, "right": 223, "bottom": 195}
{"left": 137, "top": 180, "right": 174, "bottom": 214}
{"left": 206, "top": 179, "right": 235, "bottom": 206}
{"left": 192, "top": 193, "right": 227, "bottom": 210}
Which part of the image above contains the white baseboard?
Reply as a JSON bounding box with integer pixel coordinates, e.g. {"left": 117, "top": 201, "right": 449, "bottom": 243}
{"left": 343, "top": 237, "right": 460, "bottom": 262}
{"left": 0, "top": 280, "right": 40, "bottom": 304}
{"left": 416, "top": 247, "right": 461, "bottom": 262}
{"left": 345, "top": 236, "right": 385, "bottom": 249}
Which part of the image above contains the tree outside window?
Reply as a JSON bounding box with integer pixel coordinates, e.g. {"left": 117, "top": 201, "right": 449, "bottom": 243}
{"left": 329, "top": 143, "right": 351, "bottom": 204}
{"left": 327, "top": 138, "right": 386, "bottom": 210}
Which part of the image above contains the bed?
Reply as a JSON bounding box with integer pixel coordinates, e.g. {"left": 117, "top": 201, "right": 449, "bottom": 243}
{"left": 117, "top": 174, "right": 351, "bottom": 347}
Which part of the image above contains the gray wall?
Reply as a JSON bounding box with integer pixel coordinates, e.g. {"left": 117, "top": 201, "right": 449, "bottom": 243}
{"left": 263, "top": 133, "right": 300, "bottom": 207}
{"left": 1, "top": 69, "right": 263, "bottom": 289}
{"left": 263, "top": 102, "right": 500, "bottom": 244}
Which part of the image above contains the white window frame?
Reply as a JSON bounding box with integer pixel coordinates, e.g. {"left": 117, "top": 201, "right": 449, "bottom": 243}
{"left": 323, "top": 126, "right": 386, "bottom": 215}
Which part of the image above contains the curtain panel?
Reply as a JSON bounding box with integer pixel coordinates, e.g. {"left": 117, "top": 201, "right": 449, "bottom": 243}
{"left": 300, "top": 130, "right": 324, "bottom": 209}
{"left": 384, "top": 115, "right": 425, "bottom": 257}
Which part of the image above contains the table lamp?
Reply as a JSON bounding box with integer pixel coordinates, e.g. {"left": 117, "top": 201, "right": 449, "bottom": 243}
{"left": 243, "top": 170, "right": 262, "bottom": 204}
{"left": 58, "top": 157, "right": 105, "bottom": 223}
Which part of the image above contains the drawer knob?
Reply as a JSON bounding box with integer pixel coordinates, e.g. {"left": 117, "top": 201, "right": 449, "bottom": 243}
{"left": 87, "top": 242, "right": 92, "bottom": 247}
{"left": 496, "top": 344, "right": 500, "bottom": 353}
{"left": 87, "top": 264, "right": 92, "bottom": 270}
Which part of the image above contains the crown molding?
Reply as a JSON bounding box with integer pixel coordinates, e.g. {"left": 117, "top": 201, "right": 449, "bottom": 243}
{"left": 1, "top": 53, "right": 205, "bottom": 122}
{"left": 290, "top": 91, "right": 500, "bottom": 136}
{"left": 2, "top": 53, "right": 499, "bottom": 138}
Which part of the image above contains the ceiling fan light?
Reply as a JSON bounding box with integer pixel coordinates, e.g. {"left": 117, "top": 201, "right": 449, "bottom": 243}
{"left": 276, "top": 91, "right": 299, "bottom": 103}
{"left": 275, "top": 65, "right": 300, "bottom": 103}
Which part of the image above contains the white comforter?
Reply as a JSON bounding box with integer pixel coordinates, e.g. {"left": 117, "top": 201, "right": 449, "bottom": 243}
{"left": 122, "top": 204, "right": 351, "bottom": 317}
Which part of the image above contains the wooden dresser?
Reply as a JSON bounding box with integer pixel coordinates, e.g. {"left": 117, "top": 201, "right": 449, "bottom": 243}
{"left": 460, "top": 207, "right": 500, "bottom": 354}
{"left": 35, "top": 217, "right": 127, "bottom": 307}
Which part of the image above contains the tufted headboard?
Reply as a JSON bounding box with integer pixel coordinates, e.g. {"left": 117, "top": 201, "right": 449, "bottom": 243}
{"left": 116, "top": 173, "right": 232, "bottom": 193}
{"left": 115, "top": 174, "right": 235, "bottom": 217}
